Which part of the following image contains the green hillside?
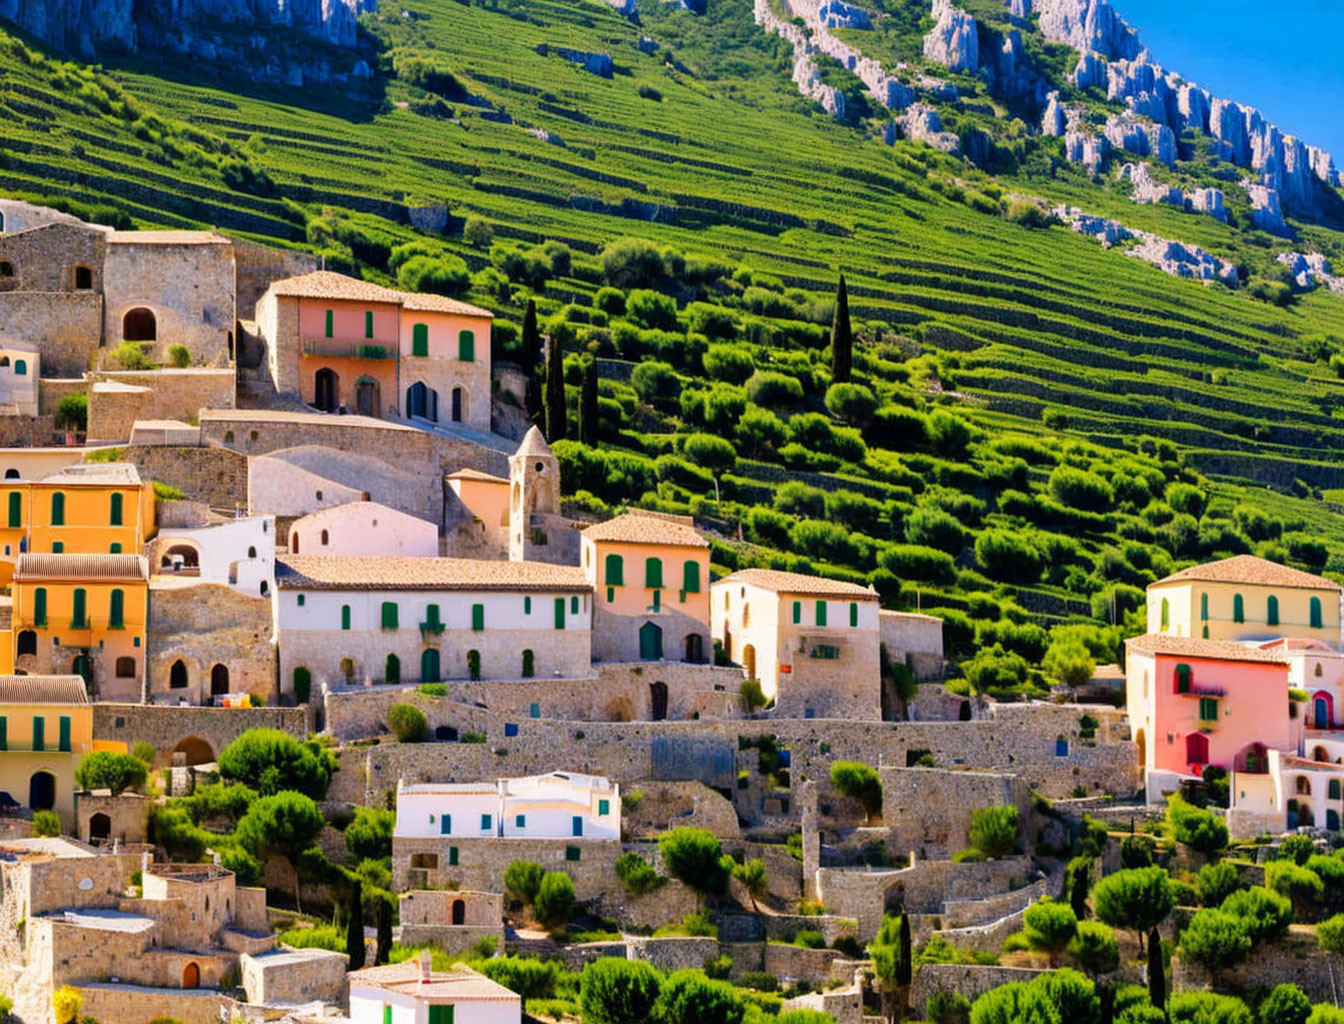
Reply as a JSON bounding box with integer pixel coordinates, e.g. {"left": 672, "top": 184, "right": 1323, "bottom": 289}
{"left": 3, "top": 0, "right": 1344, "bottom": 688}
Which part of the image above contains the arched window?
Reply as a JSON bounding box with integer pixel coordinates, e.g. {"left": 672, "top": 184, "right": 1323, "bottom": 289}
{"left": 211, "top": 664, "right": 230, "bottom": 696}
{"left": 682, "top": 560, "right": 700, "bottom": 595}
{"left": 521, "top": 649, "right": 535, "bottom": 678}
{"left": 1297, "top": 776, "right": 1312, "bottom": 796}
{"left": 1233, "top": 593, "right": 1245, "bottom": 624}
{"left": 320, "top": 529, "right": 329, "bottom": 546}
{"left": 169, "top": 660, "right": 188, "bottom": 689}
{"left": 645, "top": 557, "right": 663, "bottom": 589}
{"left": 385, "top": 654, "right": 400, "bottom": 685}
{"left": 420, "top": 648, "right": 441, "bottom": 683}
{"left": 1267, "top": 595, "right": 1280, "bottom": 627}
{"left": 50, "top": 492, "right": 64, "bottom": 526}
{"left": 122, "top": 308, "right": 157, "bottom": 342}
{"left": 604, "top": 554, "right": 624, "bottom": 587}
{"left": 16, "top": 630, "right": 36, "bottom": 657}
{"left": 341, "top": 604, "right": 351, "bottom": 630}
{"left": 1312, "top": 596, "right": 1324, "bottom": 630}
{"left": 1159, "top": 598, "right": 1169, "bottom": 630}
{"left": 108, "top": 589, "right": 124, "bottom": 629}
{"left": 74, "top": 266, "right": 92, "bottom": 290}
{"left": 109, "top": 493, "right": 123, "bottom": 526}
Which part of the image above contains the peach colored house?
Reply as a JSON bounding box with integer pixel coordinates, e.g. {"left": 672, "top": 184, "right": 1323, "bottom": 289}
{"left": 446, "top": 469, "right": 511, "bottom": 550}
{"left": 256, "top": 271, "right": 492, "bottom": 430}
{"left": 289, "top": 501, "right": 438, "bottom": 558}
{"left": 1125, "top": 634, "right": 1296, "bottom": 786}
{"left": 1146, "top": 554, "right": 1341, "bottom": 647}
{"left": 580, "top": 511, "right": 711, "bottom": 667}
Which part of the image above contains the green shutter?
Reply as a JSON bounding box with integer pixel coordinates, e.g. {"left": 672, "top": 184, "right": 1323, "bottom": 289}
{"left": 604, "top": 554, "right": 624, "bottom": 586}
{"left": 1267, "top": 595, "right": 1279, "bottom": 627}
{"left": 1200, "top": 593, "right": 1209, "bottom": 621}
{"left": 325, "top": 310, "right": 334, "bottom": 338}
{"left": 1233, "top": 594, "right": 1244, "bottom": 623}
{"left": 815, "top": 600, "right": 827, "bottom": 627}
{"left": 524, "top": 596, "right": 532, "bottom": 615}
{"left": 58, "top": 715, "right": 70, "bottom": 752}
{"left": 412, "top": 323, "right": 429, "bottom": 357}
{"left": 554, "top": 597, "right": 566, "bottom": 629}
{"left": 381, "top": 601, "right": 398, "bottom": 629}
{"left": 32, "top": 716, "right": 43, "bottom": 752}
{"left": 109, "top": 492, "right": 123, "bottom": 526}
{"left": 33, "top": 587, "right": 46, "bottom": 628}
{"left": 341, "top": 604, "right": 351, "bottom": 630}
{"left": 364, "top": 311, "right": 374, "bottom": 339}
{"left": 570, "top": 595, "right": 579, "bottom": 614}
{"left": 516, "top": 814, "right": 526, "bottom": 828}
{"left": 109, "top": 588, "right": 124, "bottom": 629}
{"left": 7, "top": 492, "right": 19, "bottom": 528}
{"left": 645, "top": 557, "right": 663, "bottom": 589}
{"left": 51, "top": 542, "right": 62, "bottom": 554}
{"left": 458, "top": 330, "right": 474, "bottom": 362}
{"left": 472, "top": 603, "right": 484, "bottom": 631}
{"left": 428, "top": 1005, "right": 455, "bottom": 1024}
{"left": 849, "top": 602, "right": 858, "bottom": 627}
{"left": 481, "top": 813, "right": 492, "bottom": 830}
{"left": 1199, "top": 697, "right": 1217, "bottom": 721}
{"left": 72, "top": 588, "right": 86, "bottom": 628}
{"left": 0, "top": 717, "right": 8, "bottom": 751}
{"left": 1312, "top": 597, "right": 1324, "bottom": 629}
{"left": 598, "top": 799, "right": 610, "bottom": 816}
{"left": 448, "top": 846, "right": 459, "bottom": 866}
{"left": 1160, "top": 598, "right": 1169, "bottom": 628}
{"left": 110, "top": 543, "right": 121, "bottom": 554}
{"left": 792, "top": 601, "right": 801, "bottom": 624}
{"left": 682, "top": 560, "right": 700, "bottom": 594}
{"left": 50, "top": 492, "right": 64, "bottom": 526}
{"left": 382, "top": 1005, "right": 392, "bottom": 1024}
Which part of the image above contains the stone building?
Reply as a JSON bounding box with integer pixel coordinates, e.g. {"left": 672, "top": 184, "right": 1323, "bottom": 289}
{"left": 256, "top": 270, "right": 492, "bottom": 429}
{"left": 350, "top": 957, "right": 521, "bottom": 1024}
{"left": 0, "top": 675, "right": 92, "bottom": 826}
{"left": 395, "top": 772, "right": 621, "bottom": 842}
{"left": 879, "top": 609, "right": 945, "bottom": 681}
{"left": 274, "top": 555, "right": 593, "bottom": 700}
{"left": 148, "top": 512, "right": 276, "bottom": 598}
{"left": 711, "top": 568, "right": 882, "bottom": 720}
{"left": 446, "top": 468, "right": 511, "bottom": 555}
{"left": 398, "top": 889, "right": 505, "bottom": 957}
{"left": 0, "top": 343, "right": 39, "bottom": 416}
{"left": 7, "top": 554, "right": 150, "bottom": 699}
{"left": 290, "top": 501, "right": 439, "bottom": 558}
{"left": 581, "top": 511, "right": 712, "bottom": 665}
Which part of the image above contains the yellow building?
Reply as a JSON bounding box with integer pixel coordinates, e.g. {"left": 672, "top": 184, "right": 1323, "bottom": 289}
{"left": 580, "top": 511, "right": 711, "bottom": 666}
{"left": 0, "top": 463, "right": 156, "bottom": 584}
{"left": 10, "top": 554, "right": 150, "bottom": 701}
{"left": 1147, "top": 555, "right": 1341, "bottom": 646}
{"left": 0, "top": 675, "right": 93, "bottom": 826}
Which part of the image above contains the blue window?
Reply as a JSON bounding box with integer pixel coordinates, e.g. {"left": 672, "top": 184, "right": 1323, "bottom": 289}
{"left": 440, "top": 814, "right": 451, "bottom": 835}
{"left": 1055, "top": 738, "right": 1069, "bottom": 757}
{"left": 515, "top": 814, "right": 526, "bottom": 828}
{"left": 480, "top": 813, "right": 492, "bottom": 831}
{"left": 504, "top": 722, "right": 519, "bottom": 738}
{"left": 529, "top": 702, "right": 540, "bottom": 719}
{"left": 572, "top": 815, "right": 583, "bottom": 837}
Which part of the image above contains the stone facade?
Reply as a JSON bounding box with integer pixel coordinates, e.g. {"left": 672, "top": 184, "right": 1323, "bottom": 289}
{"left": 74, "top": 791, "right": 148, "bottom": 846}
{"left": 880, "top": 610, "right": 945, "bottom": 680}
{"left": 120, "top": 444, "right": 249, "bottom": 512}
{"left": 880, "top": 767, "right": 1033, "bottom": 859}
{"left": 87, "top": 369, "right": 236, "bottom": 442}
{"left": 145, "top": 581, "right": 277, "bottom": 706}
{"left": 398, "top": 889, "right": 505, "bottom": 956}
{"left": 910, "top": 964, "right": 1047, "bottom": 1018}
{"left": 0, "top": 291, "right": 103, "bottom": 377}
{"left": 91, "top": 703, "right": 305, "bottom": 768}
{"left": 240, "top": 947, "right": 349, "bottom": 1007}
{"left": 391, "top": 836, "right": 620, "bottom": 900}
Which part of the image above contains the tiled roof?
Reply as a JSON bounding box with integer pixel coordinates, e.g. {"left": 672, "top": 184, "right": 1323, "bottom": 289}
{"left": 266, "top": 271, "right": 405, "bottom": 304}
{"left": 446, "top": 468, "right": 508, "bottom": 483}
{"left": 514, "top": 426, "right": 553, "bottom": 458}
{"left": 401, "top": 292, "right": 493, "bottom": 318}
{"left": 276, "top": 555, "right": 590, "bottom": 592}
{"left": 580, "top": 511, "right": 708, "bottom": 548}
{"left": 720, "top": 568, "right": 878, "bottom": 599}
{"left": 349, "top": 962, "right": 520, "bottom": 1002}
{"left": 39, "top": 463, "right": 142, "bottom": 486}
{"left": 107, "top": 230, "right": 229, "bottom": 245}
{"left": 1126, "top": 634, "right": 1292, "bottom": 664}
{"left": 14, "top": 554, "right": 148, "bottom": 581}
{"left": 1153, "top": 555, "right": 1340, "bottom": 591}
{"left": 0, "top": 675, "right": 88, "bottom": 705}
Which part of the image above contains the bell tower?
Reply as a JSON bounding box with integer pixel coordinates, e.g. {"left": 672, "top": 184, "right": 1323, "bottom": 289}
{"left": 509, "top": 426, "right": 558, "bottom": 561}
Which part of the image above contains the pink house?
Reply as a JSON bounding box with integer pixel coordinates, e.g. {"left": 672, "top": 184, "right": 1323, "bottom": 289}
{"left": 1126, "top": 634, "right": 1296, "bottom": 780}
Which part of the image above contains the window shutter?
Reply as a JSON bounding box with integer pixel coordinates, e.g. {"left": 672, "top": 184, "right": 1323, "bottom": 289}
{"left": 816, "top": 600, "right": 827, "bottom": 626}
{"left": 683, "top": 560, "right": 700, "bottom": 594}
{"left": 381, "top": 601, "right": 398, "bottom": 629}
{"left": 7, "top": 492, "right": 19, "bottom": 528}
{"left": 645, "top": 557, "right": 663, "bottom": 589}
{"left": 109, "top": 589, "right": 124, "bottom": 629}
{"left": 110, "top": 492, "right": 123, "bottom": 526}
{"left": 792, "top": 601, "right": 801, "bottom": 624}
{"left": 458, "top": 330, "right": 474, "bottom": 362}
{"left": 324, "top": 310, "right": 334, "bottom": 338}
{"left": 471, "top": 603, "right": 484, "bottom": 631}
{"left": 364, "top": 311, "right": 374, "bottom": 339}
{"left": 849, "top": 602, "right": 858, "bottom": 627}
{"left": 412, "top": 323, "right": 429, "bottom": 357}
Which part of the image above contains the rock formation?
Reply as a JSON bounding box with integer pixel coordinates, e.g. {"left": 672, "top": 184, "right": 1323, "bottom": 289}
{"left": 1116, "top": 163, "right": 1226, "bottom": 222}
{"left": 1243, "top": 181, "right": 1290, "bottom": 236}
{"left": 1053, "top": 204, "right": 1238, "bottom": 284}
{"left": 1034, "top": 0, "right": 1141, "bottom": 61}
{"left": 1103, "top": 113, "right": 1175, "bottom": 167}
{"left": 892, "top": 104, "right": 961, "bottom": 154}
{"left": 1278, "top": 253, "right": 1344, "bottom": 294}
{"left": 1064, "top": 132, "right": 1107, "bottom": 174}
{"left": 922, "top": 0, "right": 979, "bottom": 74}
{"left": 816, "top": 0, "right": 869, "bottom": 29}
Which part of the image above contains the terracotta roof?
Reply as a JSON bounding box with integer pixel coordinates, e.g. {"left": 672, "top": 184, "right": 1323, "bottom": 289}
{"left": 1153, "top": 555, "right": 1340, "bottom": 591}
{"left": 446, "top": 468, "right": 508, "bottom": 483}
{"left": 14, "top": 554, "right": 148, "bottom": 581}
{"left": 401, "top": 292, "right": 493, "bottom": 318}
{"left": 514, "top": 426, "right": 553, "bottom": 458}
{"left": 107, "top": 230, "right": 229, "bottom": 245}
{"left": 349, "top": 962, "right": 520, "bottom": 1002}
{"left": 0, "top": 675, "right": 88, "bottom": 705}
{"left": 580, "top": 511, "right": 708, "bottom": 548}
{"left": 719, "top": 567, "right": 878, "bottom": 599}
{"left": 266, "top": 271, "right": 405, "bottom": 304}
{"left": 1125, "top": 634, "right": 1292, "bottom": 664}
{"left": 276, "top": 555, "right": 590, "bottom": 592}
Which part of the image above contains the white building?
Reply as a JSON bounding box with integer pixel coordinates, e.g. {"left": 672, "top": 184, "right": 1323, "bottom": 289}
{"left": 289, "top": 501, "right": 439, "bottom": 558}
{"left": 395, "top": 772, "right": 620, "bottom": 841}
{"left": 274, "top": 556, "right": 592, "bottom": 698}
{"left": 350, "top": 956, "right": 521, "bottom": 1024}
{"left": 152, "top": 514, "right": 276, "bottom": 597}
{"left": 0, "top": 343, "right": 38, "bottom": 416}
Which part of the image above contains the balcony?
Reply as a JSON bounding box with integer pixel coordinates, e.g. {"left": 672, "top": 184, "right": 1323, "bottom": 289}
{"left": 420, "top": 620, "right": 446, "bottom": 639}
{"left": 301, "top": 336, "right": 393, "bottom": 360}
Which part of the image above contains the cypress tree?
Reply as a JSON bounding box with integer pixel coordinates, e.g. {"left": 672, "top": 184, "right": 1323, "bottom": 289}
{"left": 1146, "top": 925, "right": 1165, "bottom": 1011}
{"left": 830, "top": 273, "right": 852, "bottom": 384}
{"left": 521, "top": 298, "right": 542, "bottom": 421}
{"left": 543, "top": 325, "right": 567, "bottom": 442}
{"left": 375, "top": 898, "right": 392, "bottom": 965}
{"left": 345, "top": 881, "right": 366, "bottom": 970}
{"left": 580, "top": 357, "right": 599, "bottom": 446}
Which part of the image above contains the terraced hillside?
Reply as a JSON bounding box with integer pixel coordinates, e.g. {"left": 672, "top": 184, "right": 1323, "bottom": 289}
{"left": 3, "top": 0, "right": 1344, "bottom": 687}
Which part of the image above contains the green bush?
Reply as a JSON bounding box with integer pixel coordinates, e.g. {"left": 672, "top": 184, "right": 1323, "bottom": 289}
{"left": 745, "top": 370, "right": 803, "bottom": 408}
{"left": 703, "top": 344, "right": 755, "bottom": 384}
{"left": 167, "top": 344, "right": 191, "bottom": 368}
{"left": 55, "top": 393, "right": 88, "bottom": 431}
{"left": 32, "top": 810, "right": 61, "bottom": 837}
{"left": 75, "top": 751, "right": 148, "bottom": 795}
{"left": 830, "top": 761, "right": 882, "bottom": 821}
{"left": 1220, "top": 885, "right": 1292, "bottom": 944}
{"left": 793, "top": 929, "right": 825, "bottom": 948}
{"left": 975, "top": 530, "right": 1044, "bottom": 583}
{"left": 615, "top": 853, "right": 664, "bottom": 896}
{"left": 534, "top": 871, "right": 576, "bottom": 931}
{"left": 387, "top": 704, "right": 428, "bottom": 743}
{"left": 580, "top": 957, "right": 661, "bottom": 1024}
{"left": 113, "top": 340, "right": 152, "bottom": 370}
{"left": 969, "top": 805, "right": 1019, "bottom": 859}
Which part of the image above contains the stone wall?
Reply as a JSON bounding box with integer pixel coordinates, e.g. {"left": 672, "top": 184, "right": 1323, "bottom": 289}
{"left": 232, "top": 238, "right": 318, "bottom": 322}
{"left": 121, "top": 444, "right": 249, "bottom": 512}
{"left": 146, "top": 581, "right": 277, "bottom": 705}
{"left": 87, "top": 369, "right": 236, "bottom": 442}
{"left": 240, "top": 947, "right": 349, "bottom": 1006}
{"left": 74, "top": 791, "right": 149, "bottom": 846}
{"left": 879, "top": 767, "right": 1032, "bottom": 859}
{"left": 1172, "top": 925, "right": 1335, "bottom": 1002}
{"left": 77, "top": 983, "right": 235, "bottom": 1024}
{"left": 392, "top": 836, "right": 621, "bottom": 900}
{"left": 623, "top": 781, "right": 741, "bottom": 840}
{"left": 0, "top": 291, "right": 103, "bottom": 376}
{"left": 880, "top": 610, "right": 944, "bottom": 680}
{"left": 910, "top": 964, "right": 1047, "bottom": 1018}
{"left": 0, "top": 221, "right": 107, "bottom": 294}
{"left": 92, "top": 703, "right": 305, "bottom": 768}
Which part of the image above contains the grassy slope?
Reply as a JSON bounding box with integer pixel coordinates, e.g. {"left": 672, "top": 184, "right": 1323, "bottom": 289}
{"left": 4, "top": 0, "right": 1344, "bottom": 660}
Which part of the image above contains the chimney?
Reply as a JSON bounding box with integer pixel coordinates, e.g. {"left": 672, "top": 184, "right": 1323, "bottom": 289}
{"left": 420, "top": 950, "right": 432, "bottom": 984}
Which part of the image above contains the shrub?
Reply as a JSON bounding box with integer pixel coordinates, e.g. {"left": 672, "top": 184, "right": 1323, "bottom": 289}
{"left": 1023, "top": 898, "right": 1077, "bottom": 967}
{"left": 615, "top": 852, "right": 664, "bottom": 896}
{"left": 580, "top": 957, "right": 662, "bottom": 1024}
{"left": 703, "top": 344, "right": 755, "bottom": 384}
{"left": 825, "top": 383, "right": 878, "bottom": 426}
{"left": 1167, "top": 992, "right": 1252, "bottom": 1024}
{"left": 55, "top": 393, "right": 88, "bottom": 431}
{"left": 658, "top": 827, "right": 731, "bottom": 899}
{"left": 132, "top": 741, "right": 156, "bottom": 766}
{"left": 682, "top": 432, "right": 736, "bottom": 474}
{"left": 1048, "top": 466, "right": 1115, "bottom": 511}
{"left": 1068, "top": 920, "right": 1119, "bottom": 977}
{"left": 969, "top": 805, "right": 1019, "bottom": 859}
{"left": 113, "top": 340, "right": 152, "bottom": 369}
{"left": 1266, "top": 859, "right": 1324, "bottom": 917}
{"left": 745, "top": 370, "right": 803, "bottom": 408}
{"left": 1197, "top": 861, "right": 1244, "bottom": 906}
{"left": 417, "top": 682, "right": 447, "bottom": 698}
{"left": 975, "top": 530, "right": 1044, "bottom": 583}
{"left": 878, "top": 544, "right": 956, "bottom": 585}
{"left": 345, "top": 806, "right": 395, "bottom": 862}
{"left": 601, "top": 237, "right": 664, "bottom": 288}
{"left": 1259, "top": 984, "right": 1311, "bottom": 1024}
{"left": 166, "top": 343, "right": 191, "bottom": 368}
{"left": 1120, "top": 834, "right": 1156, "bottom": 870}
{"left": 463, "top": 216, "right": 494, "bottom": 248}
{"left": 75, "top": 750, "right": 149, "bottom": 795}
{"left": 1041, "top": 639, "right": 1096, "bottom": 688}
{"left": 740, "top": 679, "right": 768, "bottom": 710}
{"left": 631, "top": 361, "right": 679, "bottom": 405}
{"left": 793, "top": 928, "right": 825, "bottom": 948}
{"left": 830, "top": 761, "right": 882, "bottom": 821}
{"left": 534, "top": 871, "right": 576, "bottom": 931}
{"left": 505, "top": 861, "right": 546, "bottom": 905}
{"left": 627, "top": 289, "right": 679, "bottom": 331}
{"left": 904, "top": 507, "right": 966, "bottom": 554}
{"left": 960, "top": 644, "right": 1030, "bottom": 696}
{"left": 1093, "top": 867, "right": 1174, "bottom": 943}
{"left": 52, "top": 986, "right": 82, "bottom": 1024}
{"left": 387, "top": 704, "right": 428, "bottom": 743}
{"left": 1167, "top": 794, "right": 1228, "bottom": 857}
{"left": 1220, "top": 885, "right": 1291, "bottom": 944}
{"left": 927, "top": 990, "right": 973, "bottom": 1024}
{"left": 398, "top": 254, "right": 470, "bottom": 296}
{"left": 1179, "top": 908, "right": 1250, "bottom": 979}
{"left": 735, "top": 405, "right": 787, "bottom": 458}
{"left": 32, "top": 810, "right": 61, "bottom": 837}
{"left": 653, "top": 970, "right": 746, "bottom": 1024}
{"left": 218, "top": 728, "right": 332, "bottom": 800}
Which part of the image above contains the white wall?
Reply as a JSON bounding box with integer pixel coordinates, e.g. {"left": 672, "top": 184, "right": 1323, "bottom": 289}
{"left": 280, "top": 587, "right": 590, "bottom": 634}
{"left": 157, "top": 515, "right": 275, "bottom": 595}
{"left": 397, "top": 788, "right": 501, "bottom": 839}
{"left": 290, "top": 501, "right": 438, "bottom": 558}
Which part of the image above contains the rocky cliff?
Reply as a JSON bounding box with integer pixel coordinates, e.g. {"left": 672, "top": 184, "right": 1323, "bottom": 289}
{"left": 0, "top": 0, "right": 373, "bottom": 58}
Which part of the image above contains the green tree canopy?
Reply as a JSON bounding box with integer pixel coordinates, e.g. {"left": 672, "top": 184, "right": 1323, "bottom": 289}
{"left": 1221, "top": 886, "right": 1292, "bottom": 944}
{"left": 657, "top": 828, "right": 731, "bottom": 900}
{"left": 1093, "top": 867, "right": 1174, "bottom": 947}
{"left": 1179, "top": 908, "right": 1250, "bottom": 982}
{"left": 533, "top": 871, "right": 575, "bottom": 933}
{"left": 505, "top": 861, "right": 547, "bottom": 906}
{"left": 969, "top": 805, "right": 1020, "bottom": 859}
{"left": 580, "top": 957, "right": 662, "bottom": 1024}
{"left": 345, "top": 807, "right": 394, "bottom": 863}
{"left": 830, "top": 761, "right": 882, "bottom": 822}
{"left": 236, "top": 792, "right": 324, "bottom": 913}
{"left": 1068, "top": 920, "right": 1119, "bottom": 978}
{"left": 218, "top": 729, "right": 333, "bottom": 800}
{"left": 653, "top": 970, "right": 746, "bottom": 1024}
{"left": 74, "top": 751, "right": 147, "bottom": 796}
{"left": 1024, "top": 898, "right": 1078, "bottom": 967}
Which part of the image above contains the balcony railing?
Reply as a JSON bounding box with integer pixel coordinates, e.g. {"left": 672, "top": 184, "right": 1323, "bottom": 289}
{"left": 301, "top": 336, "right": 393, "bottom": 360}
{"left": 420, "top": 620, "right": 446, "bottom": 638}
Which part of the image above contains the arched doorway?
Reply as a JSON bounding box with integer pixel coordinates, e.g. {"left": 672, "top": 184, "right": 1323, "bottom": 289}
{"left": 210, "top": 664, "right": 230, "bottom": 697}
{"left": 89, "top": 812, "right": 111, "bottom": 844}
{"left": 684, "top": 634, "right": 704, "bottom": 664}
{"left": 1314, "top": 692, "right": 1334, "bottom": 730}
{"left": 182, "top": 962, "right": 200, "bottom": 988}
{"left": 452, "top": 898, "right": 466, "bottom": 925}
{"left": 407, "top": 382, "right": 438, "bottom": 421}
{"left": 1135, "top": 728, "right": 1146, "bottom": 772}
{"left": 639, "top": 622, "right": 663, "bottom": 661}
{"left": 742, "top": 644, "right": 757, "bottom": 680}
{"left": 1185, "top": 732, "right": 1209, "bottom": 769}
{"left": 355, "top": 377, "right": 380, "bottom": 418}
{"left": 28, "top": 771, "right": 55, "bottom": 811}
{"left": 649, "top": 681, "right": 668, "bottom": 722}
{"left": 606, "top": 697, "right": 634, "bottom": 722}
{"left": 420, "top": 648, "right": 441, "bottom": 684}
{"left": 71, "top": 655, "right": 91, "bottom": 684}
{"left": 16, "top": 630, "right": 36, "bottom": 657}
{"left": 958, "top": 700, "right": 972, "bottom": 721}
{"left": 451, "top": 387, "right": 464, "bottom": 423}
{"left": 122, "top": 308, "right": 157, "bottom": 342}
{"left": 314, "top": 369, "right": 339, "bottom": 412}
{"left": 161, "top": 544, "right": 200, "bottom": 570}
{"left": 169, "top": 660, "right": 188, "bottom": 690}
{"left": 172, "top": 736, "right": 215, "bottom": 766}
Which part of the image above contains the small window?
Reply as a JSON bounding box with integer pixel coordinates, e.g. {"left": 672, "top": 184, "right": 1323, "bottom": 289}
{"left": 572, "top": 815, "right": 584, "bottom": 837}
{"left": 565, "top": 845, "right": 581, "bottom": 861}
{"left": 516, "top": 814, "right": 526, "bottom": 828}
{"left": 72, "top": 587, "right": 87, "bottom": 628}
{"left": 598, "top": 799, "right": 610, "bottom": 816}
{"left": 74, "top": 266, "right": 92, "bottom": 290}
{"left": 33, "top": 587, "right": 47, "bottom": 627}
{"left": 0, "top": 261, "right": 12, "bottom": 278}
{"left": 792, "top": 600, "right": 801, "bottom": 624}
{"left": 297, "top": 594, "right": 306, "bottom": 607}
{"left": 320, "top": 529, "right": 329, "bottom": 546}
{"left": 412, "top": 323, "right": 429, "bottom": 357}
{"left": 1200, "top": 593, "right": 1209, "bottom": 622}
{"left": 458, "top": 329, "right": 475, "bottom": 362}
{"left": 108, "top": 588, "right": 124, "bottom": 629}
{"left": 529, "top": 701, "right": 540, "bottom": 718}
{"left": 645, "top": 557, "right": 663, "bottom": 589}
{"left": 7, "top": 492, "right": 19, "bottom": 528}
{"left": 1233, "top": 593, "right": 1245, "bottom": 624}
{"left": 604, "top": 553, "right": 624, "bottom": 587}
{"left": 815, "top": 600, "right": 827, "bottom": 627}
{"left": 324, "top": 310, "right": 334, "bottom": 338}
{"left": 1267, "top": 595, "right": 1279, "bottom": 627}
{"left": 849, "top": 602, "right": 858, "bottom": 628}
{"left": 440, "top": 814, "right": 452, "bottom": 835}
{"left": 1199, "top": 697, "right": 1218, "bottom": 721}
{"left": 109, "top": 543, "right": 121, "bottom": 553}
{"left": 116, "top": 657, "right": 135, "bottom": 678}
{"left": 504, "top": 722, "right": 518, "bottom": 738}
{"left": 1055, "top": 737, "right": 1069, "bottom": 757}
{"left": 448, "top": 846, "right": 459, "bottom": 866}
{"left": 381, "top": 601, "right": 398, "bottom": 629}
{"left": 480, "top": 813, "right": 492, "bottom": 831}
{"left": 522, "top": 650, "right": 535, "bottom": 678}
{"left": 471, "top": 603, "right": 484, "bottom": 631}
{"left": 341, "top": 605, "right": 351, "bottom": 630}
{"left": 682, "top": 560, "right": 701, "bottom": 595}
{"left": 51, "top": 541, "right": 63, "bottom": 554}
{"left": 524, "top": 596, "right": 532, "bottom": 615}
{"left": 1159, "top": 598, "right": 1169, "bottom": 630}
{"left": 364, "top": 311, "right": 374, "bottom": 339}
{"left": 570, "top": 595, "right": 579, "bottom": 615}
{"left": 1175, "top": 663, "right": 1192, "bottom": 694}
{"left": 1312, "top": 596, "right": 1324, "bottom": 630}
{"left": 50, "top": 492, "right": 64, "bottom": 526}
{"left": 110, "top": 492, "right": 123, "bottom": 526}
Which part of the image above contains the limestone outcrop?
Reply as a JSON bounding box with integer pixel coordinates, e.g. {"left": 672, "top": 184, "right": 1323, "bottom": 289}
{"left": 1053, "top": 204, "right": 1238, "bottom": 284}
{"left": 1116, "top": 163, "right": 1226, "bottom": 222}
{"left": 754, "top": 0, "right": 846, "bottom": 119}
{"left": 1278, "top": 253, "right": 1344, "bottom": 294}
{"left": 922, "top": 0, "right": 979, "bottom": 74}
{"left": 1064, "top": 132, "right": 1107, "bottom": 174}
{"left": 1035, "top": 0, "right": 1141, "bottom": 61}
{"left": 891, "top": 104, "right": 962, "bottom": 155}
{"left": 1243, "top": 181, "right": 1290, "bottom": 236}
{"left": 1103, "top": 113, "right": 1175, "bottom": 167}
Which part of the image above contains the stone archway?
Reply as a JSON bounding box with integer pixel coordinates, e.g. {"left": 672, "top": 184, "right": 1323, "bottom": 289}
{"left": 28, "top": 771, "right": 55, "bottom": 811}
{"left": 123, "top": 308, "right": 157, "bottom": 342}
{"left": 182, "top": 962, "right": 200, "bottom": 988}
{"left": 172, "top": 736, "right": 215, "bottom": 766}
{"left": 210, "top": 664, "right": 230, "bottom": 697}
{"left": 89, "top": 812, "right": 111, "bottom": 844}
{"left": 606, "top": 697, "right": 635, "bottom": 722}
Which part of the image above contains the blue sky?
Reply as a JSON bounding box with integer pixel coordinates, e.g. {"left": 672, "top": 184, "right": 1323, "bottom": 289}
{"left": 1111, "top": 0, "right": 1344, "bottom": 160}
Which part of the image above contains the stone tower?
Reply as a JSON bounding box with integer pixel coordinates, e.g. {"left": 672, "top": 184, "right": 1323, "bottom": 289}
{"left": 509, "top": 426, "right": 559, "bottom": 562}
